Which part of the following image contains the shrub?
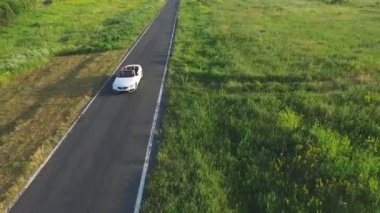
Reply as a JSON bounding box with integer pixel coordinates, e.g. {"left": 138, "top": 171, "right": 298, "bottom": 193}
{"left": 322, "top": 0, "right": 349, "bottom": 4}
{"left": 43, "top": 0, "right": 53, "bottom": 5}
{"left": 0, "top": 0, "right": 38, "bottom": 23}
{"left": 0, "top": 2, "right": 16, "bottom": 22}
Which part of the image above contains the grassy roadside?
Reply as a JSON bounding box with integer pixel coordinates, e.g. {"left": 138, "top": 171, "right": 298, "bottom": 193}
{"left": 0, "top": 0, "right": 163, "bottom": 83}
{"left": 0, "top": 0, "right": 164, "bottom": 210}
{"left": 143, "top": 0, "right": 380, "bottom": 212}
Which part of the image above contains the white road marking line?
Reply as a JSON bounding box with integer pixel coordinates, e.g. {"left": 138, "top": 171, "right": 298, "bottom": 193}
{"left": 133, "top": 6, "right": 179, "bottom": 213}
{"left": 6, "top": 6, "right": 164, "bottom": 212}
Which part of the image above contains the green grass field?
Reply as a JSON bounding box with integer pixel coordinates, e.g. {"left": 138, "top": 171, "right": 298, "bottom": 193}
{"left": 143, "top": 0, "right": 380, "bottom": 212}
{"left": 0, "top": 0, "right": 163, "bottom": 210}
{"left": 0, "top": 0, "right": 163, "bottom": 83}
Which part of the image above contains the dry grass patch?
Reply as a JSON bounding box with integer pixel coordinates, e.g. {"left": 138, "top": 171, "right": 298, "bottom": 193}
{"left": 0, "top": 50, "right": 124, "bottom": 211}
{"left": 350, "top": 71, "right": 373, "bottom": 84}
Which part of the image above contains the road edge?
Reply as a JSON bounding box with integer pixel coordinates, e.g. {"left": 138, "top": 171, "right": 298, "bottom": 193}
{"left": 133, "top": 3, "right": 179, "bottom": 213}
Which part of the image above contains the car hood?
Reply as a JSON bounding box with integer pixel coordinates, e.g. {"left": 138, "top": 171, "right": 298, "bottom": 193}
{"left": 113, "top": 77, "right": 137, "bottom": 87}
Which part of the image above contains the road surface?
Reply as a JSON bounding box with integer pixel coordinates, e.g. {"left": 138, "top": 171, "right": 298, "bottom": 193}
{"left": 10, "top": 0, "right": 178, "bottom": 212}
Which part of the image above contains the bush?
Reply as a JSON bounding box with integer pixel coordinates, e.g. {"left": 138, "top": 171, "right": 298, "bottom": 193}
{"left": 0, "top": 2, "right": 16, "bottom": 22}
{"left": 323, "top": 0, "right": 349, "bottom": 4}
{"left": 43, "top": 0, "right": 53, "bottom": 5}
{"left": 0, "top": 0, "right": 38, "bottom": 23}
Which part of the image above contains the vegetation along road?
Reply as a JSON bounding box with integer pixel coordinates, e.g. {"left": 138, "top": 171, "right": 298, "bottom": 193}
{"left": 1, "top": 0, "right": 379, "bottom": 212}
{"left": 143, "top": 0, "right": 379, "bottom": 212}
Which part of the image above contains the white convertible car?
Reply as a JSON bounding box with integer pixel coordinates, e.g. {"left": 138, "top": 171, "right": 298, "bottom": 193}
{"left": 112, "top": 64, "right": 143, "bottom": 93}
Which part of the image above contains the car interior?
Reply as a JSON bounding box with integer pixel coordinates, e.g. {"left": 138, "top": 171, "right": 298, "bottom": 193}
{"left": 118, "top": 65, "right": 141, "bottom": 77}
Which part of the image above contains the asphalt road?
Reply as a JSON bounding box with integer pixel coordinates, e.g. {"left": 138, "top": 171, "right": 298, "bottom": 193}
{"left": 10, "top": 0, "right": 178, "bottom": 212}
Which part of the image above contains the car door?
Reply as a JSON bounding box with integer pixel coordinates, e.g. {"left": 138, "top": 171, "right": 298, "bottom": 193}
{"left": 137, "top": 67, "right": 142, "bottom": 83}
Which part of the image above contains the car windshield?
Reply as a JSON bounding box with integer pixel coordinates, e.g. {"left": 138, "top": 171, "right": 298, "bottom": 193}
{"left": 118, "top": 70, "right": 135, "bottom": 77}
